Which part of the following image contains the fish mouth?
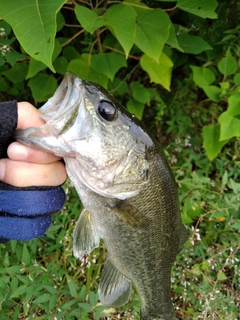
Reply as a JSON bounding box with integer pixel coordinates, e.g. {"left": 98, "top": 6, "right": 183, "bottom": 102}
{"left": 16, "top": 72, "right": 91, "bottom": 157}
{"left": 40, "top": 72, "right": 82, "bottom": 125}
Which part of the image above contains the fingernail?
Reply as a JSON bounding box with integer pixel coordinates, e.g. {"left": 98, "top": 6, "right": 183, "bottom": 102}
{"left": 8, "top": 143, "right": 28, "bottom": 160}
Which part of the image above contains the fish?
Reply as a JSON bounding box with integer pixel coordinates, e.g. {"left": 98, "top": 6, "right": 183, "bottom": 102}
{"left": 16, "top": 72, "right": 189, "bottom": 320}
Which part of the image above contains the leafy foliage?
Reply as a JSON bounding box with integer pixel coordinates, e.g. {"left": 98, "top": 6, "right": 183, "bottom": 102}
{"left": 0, "top": 0, "right": 239, "bottom": 319}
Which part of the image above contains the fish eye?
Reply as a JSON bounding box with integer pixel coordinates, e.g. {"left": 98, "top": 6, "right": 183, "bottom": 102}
{"left": 98, "top": 100, "right": 117, "bottom": 121}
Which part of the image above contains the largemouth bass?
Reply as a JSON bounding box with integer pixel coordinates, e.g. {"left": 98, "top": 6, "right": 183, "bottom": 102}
{"left": 17, "top": 72, "right": 188, "bottom": 319}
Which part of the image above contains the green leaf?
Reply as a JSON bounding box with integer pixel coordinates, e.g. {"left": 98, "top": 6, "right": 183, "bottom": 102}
{"left": 22, "top": 244, "right": 30, "bottom": 266}
{"left": 2, "top": 62, "right": 28, "bottom": 83}
{"left": 10, "top": 285, "right": 28, "bottom": 298}
{"left": 79, "top": 285, "right": 87, "bottom": 302}
{"left": 53, "top": 56, "right": 68, "bottom": 75}
{"left": 217, "top": 271, "right": 228, "bottom": 281}
{"left": 91, "top": 53, "right": 127, "bottom": 81}
{"left": 28, "top": 73, "right": 58, "bottom": 103}
{"left": 178, "top": 34, "right": 212, "bottom": 54}
{"left": 49, "top": 294, "right": 57, "bottom": 310}
{"left": 103, "top": 4, "right": 137, "bottom": 58}
{"left": 75, "top": 5, "right": 103, "bottom": 34}
{"left": 177, "top": 0, "right": 218, "bottom": 19}
{"left": 218, "top": 112, "right": 240, "bottom": 140}
{"left": 166, "top": 24, "right": 183, "bottom": 51}
{"left": 62, "top": 299, "right": 79, "bottom": 310}
{"left": 88, "top": 291, "right": 99, "bottom": 306}
{"left": 190, "top": 263, "right": 201, "bottom": 276}
{"left": 27, "top": 58, "right": 47, "bottom": 79}
{"left": 227, "top": 94, "right": 240, "bottom": 116}
{"left": 63, "top": 46, "right": 81, "bottom": 60}
{"left": 56, "top": 11, "right": 65, "bottom": 32}
{"left": 218, "top": 49, "right": 238, "bottom": 76}
{"left": 202, "top": 124, "right": 229, "bottom": 160}
{"left": 0, "top": 0, "right": 66, "bottom": 71}
{"left": 67, "top": 275, "right": 78, "bottom": 299}
{"left": 5, "top": 51, "right": 27, "bottom": 67}
{"left": 134, "top": 8, "right": 171, "bottom": 62}
{"left": 0, "top": 55, "right": 5, "bottom": 67}
{"left": 110, "top": 77, "right": 128, "bottom": 96}
{"left": 0, "top": 75, "right": 9, "bottom": 91}
{"left": 202, "top": 85, "right": 221, "bottom": 102}
{"left": 33, "top": 293, "right": 51, "bottom": 304}
{"left": 231, "top": 223, "right": 240, "bottom": 231}
{"left": 190, "top": 66, "right": 215, "bottom": 88}
{"left": 130, "top": 82, "right": 151, "bottom": 104}
{"left": 127, "top": 99, "right": 145, "bottom": 120}
{"left": 78, "top": 303, "right": 93, "bottom": 312}
{"left": 140, "top": 52, "right": 173, "bottom": 90}
{"left": 67, "top": 55, "right": 109, "bottom": 88}
{"left": 233, "top": 73, "right": 240, "bottom": 85}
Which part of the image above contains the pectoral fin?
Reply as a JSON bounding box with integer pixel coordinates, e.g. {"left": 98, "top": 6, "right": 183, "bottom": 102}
{"left": 73, "top": 208, "right": 101, "bottom": 259}
{"left": 111, "top": 201, "right": 148, "bottom": 229}
{"left": 98, "top": 258, "right": 132, "bottom": 308}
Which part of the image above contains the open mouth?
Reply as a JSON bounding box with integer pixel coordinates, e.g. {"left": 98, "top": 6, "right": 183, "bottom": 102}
{"left": 39, "top": 72, "right": 82, "bottom": 123}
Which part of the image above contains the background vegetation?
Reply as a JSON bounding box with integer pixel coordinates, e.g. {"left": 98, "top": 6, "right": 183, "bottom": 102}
{"left": 0, "top": 0, "right": 239, "bottom": 319}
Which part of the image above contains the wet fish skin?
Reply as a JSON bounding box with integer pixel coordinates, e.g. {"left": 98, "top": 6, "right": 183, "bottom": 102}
{"left": 16, "top": 73, "right": 188, "bottom": 319}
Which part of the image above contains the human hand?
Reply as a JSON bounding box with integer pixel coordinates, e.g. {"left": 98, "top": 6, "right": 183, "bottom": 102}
{"left": 0, "top": 101, "right": 66, "bottom": 242}
{"left": 0, "top": 101, "right": 67, "bottom": 186}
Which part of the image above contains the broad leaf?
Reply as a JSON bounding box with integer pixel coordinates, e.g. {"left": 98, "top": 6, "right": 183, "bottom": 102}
{"left": 227, "top": 94, "right": 240, "bottom": 116}
{"left": 91, "top": 53, "right": 127, "bottom": 81}
{"left": 140, "top": 53, "right": 173, "bottom": 90}
{"left": 218, "top": 112, "right": 240, "bottom": 140}
{"left": 10, "top": 285, "right": 28, "bottom": 298}
{"left": 88, "top": 291, "right": 99, "bottom": 307}
{"left": 75, "top": 5, "right": 103, "bottom": 34}
{"left": 5, "top": 51, "right": 27, "bottom": 67}
{"left": 27, "top": 40, "right": 62, "bottom": 79}
{"left": 130, "top": 82, "right": 151, "bottom": 104}
{"left": 166, "top": 24, "right": 183, "bottom": 51}
{"left": 233, "top": 73, "right": 240, "bottom": 85}
{"left": 177, "top": 0, "right": 218, "bottom": 19}
{"left": 134, "top": 8, "right": 171, "bottom": 62}
{"left": 33, "top": 293, "right": 52, "bottom": 304}
{"left": 202, "top": 124, "right": 228, "bottom": 161}
{"left": 178, "top": 34, "right": 212, "bottom": 54}
{"left": 67, "top": 55, "right": 109, "bottom": 88}
{"left": 190, "top": 66, "right": 215, "bottom": 87}
{"left": 27, "top": 58, "right": 47, "bottom": 80}
{"left": 28, "top": 73, "right": 58, "bottom": 103}
{"left": 103, "top": 4, "right": 137, "bottom": 58}
{"left": 0, "top": 0, "right": 66, "bottom": 71}
{"left": 2, "top": 63, "right": 28, "bottom": 83}
{"left": 202, "top": 85, "right": 221, "bottom": 102}
{"left": 218, "top": 49, "right": 238, "bottom": 76}
{"left": 127, "top": 99, "right": 145, "bottom": 120}
{"left": 53, "top": 56, "right": 68, "bottom": 75}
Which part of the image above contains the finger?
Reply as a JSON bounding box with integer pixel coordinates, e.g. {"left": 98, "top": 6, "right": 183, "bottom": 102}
{"left": 0, "top": 159, "right": 67, "bottom": 187}
{"left": 17, "top": 102, "right": 45, "bottom": 129}
{"left": 8, "top": 142, "right": 61, "bottom": 164}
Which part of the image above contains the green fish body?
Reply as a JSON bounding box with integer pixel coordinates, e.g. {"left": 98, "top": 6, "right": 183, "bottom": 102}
{"left": 17, "top": 73, "right": 188, "bottom": 319}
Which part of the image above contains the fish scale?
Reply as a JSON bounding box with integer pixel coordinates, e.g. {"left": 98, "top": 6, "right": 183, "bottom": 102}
{"left": 16, "top": 72, "right": 188, "bottom": 319}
